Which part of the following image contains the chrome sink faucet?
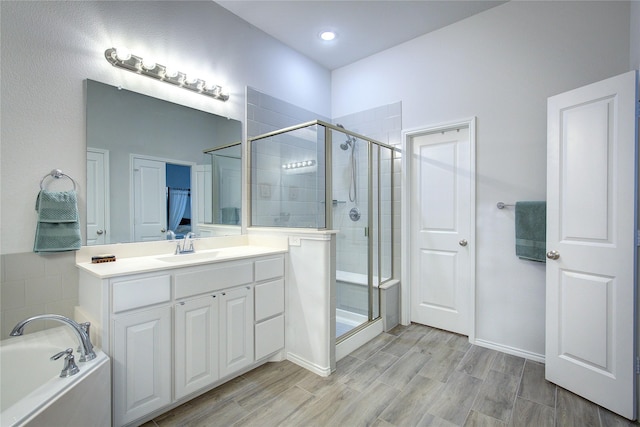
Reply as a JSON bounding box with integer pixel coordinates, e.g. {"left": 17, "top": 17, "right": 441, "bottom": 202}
{"left": 10, "top": 314, "right": 97, "bottom": 362}
{"left": 175, "top": 231, "right": 196, "bottom": 254}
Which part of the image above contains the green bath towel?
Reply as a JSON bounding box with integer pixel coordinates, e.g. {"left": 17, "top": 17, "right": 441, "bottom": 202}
{"left": 515, "top": 201, "right": 546, "bottom": 262}
{"left": 34, "top": 190, "right": 81, "bottom": 252}
{"left": 35, "top": 190, "right": 79, "bottom": 222}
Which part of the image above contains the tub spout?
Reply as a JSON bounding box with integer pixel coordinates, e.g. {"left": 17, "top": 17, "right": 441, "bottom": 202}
{"left": 10, "top": 314, "right": 97, "bottom": 362}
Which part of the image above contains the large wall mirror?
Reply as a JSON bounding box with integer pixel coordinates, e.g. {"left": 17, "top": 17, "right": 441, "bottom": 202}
{"left": 86, "top": 80, "right": 242, "bottom": 245}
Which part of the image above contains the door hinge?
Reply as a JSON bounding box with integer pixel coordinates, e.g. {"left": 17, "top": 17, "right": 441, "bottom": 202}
{"left": 636, "top": 356, "right": 640, "bottom": 375}
{"left": 637, "top": 230, "right": 640, "bottom": 247}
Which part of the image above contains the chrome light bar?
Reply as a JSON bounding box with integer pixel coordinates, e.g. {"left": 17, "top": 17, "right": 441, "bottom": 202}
{"left": 104, "top": 47, "right": 229, "bottom": 102}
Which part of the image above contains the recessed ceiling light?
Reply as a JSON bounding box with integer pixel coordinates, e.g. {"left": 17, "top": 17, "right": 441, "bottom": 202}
{"left": 319, "top": 31, "right": 336, "bottom": 41}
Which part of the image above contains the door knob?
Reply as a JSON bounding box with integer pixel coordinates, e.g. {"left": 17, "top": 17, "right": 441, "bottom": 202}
{"left": 161, "top": 228, "right": 167, "bottom": 233}
{"left": 459, "top": 239, "right": 468, "bottom": 247}
{"left": 546, "top": 250, "right": 560, "bottom": 260}
{"left": 96, "top": 229, "right": 104, "bottom": 235}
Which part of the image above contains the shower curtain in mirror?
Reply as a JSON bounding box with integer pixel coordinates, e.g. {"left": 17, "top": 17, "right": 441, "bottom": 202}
{"left": 168, "top": 187, "right": 189, "bottom": 232}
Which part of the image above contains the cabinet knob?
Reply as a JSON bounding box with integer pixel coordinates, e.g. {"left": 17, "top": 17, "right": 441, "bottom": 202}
{"left": 178, "top": 301, "right": 185, "bottom": 306}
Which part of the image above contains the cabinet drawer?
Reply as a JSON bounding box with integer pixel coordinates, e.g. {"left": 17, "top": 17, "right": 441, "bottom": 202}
{"left": 255, "top": 314, "right": 284, "bottom": 360}
{"left": 112, "top": 274, "right": 171, "bottom": 313}
{"left": 175, "top": 262, "right": 253, "bottom": 299}
{"left": 254, "top": 279, "right": 284, "bottom": 322}
{"left": 255, "top": 256, "right": 284, "bottom": 282}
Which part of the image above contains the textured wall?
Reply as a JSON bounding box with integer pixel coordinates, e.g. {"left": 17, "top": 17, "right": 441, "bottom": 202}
{"left": 332, "top": 1, "right": 632, "bottom": 357}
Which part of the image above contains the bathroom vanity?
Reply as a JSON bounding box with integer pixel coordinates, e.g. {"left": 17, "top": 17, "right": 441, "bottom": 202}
{"left": 76, "top": 243, "right": 286, "bottom": 427}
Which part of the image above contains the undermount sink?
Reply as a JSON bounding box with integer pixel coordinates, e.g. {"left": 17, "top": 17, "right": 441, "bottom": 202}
{"left": 155, "top": 250, "right": 220, "bottom": 263}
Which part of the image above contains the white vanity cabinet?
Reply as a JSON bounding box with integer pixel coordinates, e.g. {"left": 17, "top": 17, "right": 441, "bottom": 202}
{"left": 254, "top": 257, "right": 286, "bottom": 360}
{"left": 174, "top": 294, "right": 219, "bottom": 400}
{"left": 109, "top": 273, "right": 173, "bottom": 427}
{"left": 77, "top": 250, "right": 286, "bottom": 427}
{"left": 113, "top": 305, "right": 172, "bottom": 426}
{"left": 219, "top": 285, "right": 254, "bottom": 377}
{"left": 174, "top": 284, "right": 255, "bottom": 399}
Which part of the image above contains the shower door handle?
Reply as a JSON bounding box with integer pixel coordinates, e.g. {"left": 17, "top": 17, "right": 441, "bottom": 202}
{"left": 459, "top": 239, "right": 468, "bottom": 247}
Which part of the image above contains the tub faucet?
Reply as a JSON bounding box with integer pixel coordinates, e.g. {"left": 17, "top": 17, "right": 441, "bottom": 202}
{"left": 51, "top": 348, "right": 79, "bottom": 377}
{"left": 10, "top": 314, "right": 97, "bottom": 362}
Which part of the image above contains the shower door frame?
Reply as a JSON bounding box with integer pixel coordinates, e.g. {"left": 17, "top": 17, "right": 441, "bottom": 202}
{"left": 247, "top": 120, "right": 399, "bottom": 339}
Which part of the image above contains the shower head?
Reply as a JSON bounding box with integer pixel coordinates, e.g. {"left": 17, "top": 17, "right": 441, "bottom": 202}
{"left": 336, "top": 123, "right": 356, "bottom": 151}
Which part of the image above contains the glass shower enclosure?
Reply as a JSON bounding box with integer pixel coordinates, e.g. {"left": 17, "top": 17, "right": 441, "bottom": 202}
{"left": 249, "top": 120, "right": 395, "bottom": 340}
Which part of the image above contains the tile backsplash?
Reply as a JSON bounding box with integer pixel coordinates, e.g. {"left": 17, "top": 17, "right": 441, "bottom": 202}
{"left": 1, "top": 251, "right": 78, "bottom": 339}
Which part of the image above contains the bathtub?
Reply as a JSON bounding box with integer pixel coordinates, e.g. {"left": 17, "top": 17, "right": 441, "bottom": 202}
{"left": 0, "top": 325, "right": 111, "bottom": 427}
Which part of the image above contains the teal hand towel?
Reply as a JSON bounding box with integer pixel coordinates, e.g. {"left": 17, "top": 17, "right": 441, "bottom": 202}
{"left": 34, "top": 222, "right": 82, "bottom": 252}
{"left": 35, "top": 190, "right": 79, "bottom": 222}
{"left": 515, "top": 201, "right": 546, "bottom": 262}
{"left": 34, "top": 190, "right": 81, "bottom": 252}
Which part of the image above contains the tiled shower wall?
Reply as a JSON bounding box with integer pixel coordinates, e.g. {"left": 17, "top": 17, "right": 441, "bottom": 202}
{"left": 333, "top": 103, "right": 402, "bottom": 279}
{"left": 1, "top": 252, "right": 79, "bottom": 338}
{"left": 247, "top": 87, "right": 330, "bottom": 228}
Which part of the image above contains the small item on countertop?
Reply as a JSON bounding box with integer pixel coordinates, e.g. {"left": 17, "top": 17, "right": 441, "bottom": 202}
{"left": 91, "top": 254, "right": 116, "bottom": 264}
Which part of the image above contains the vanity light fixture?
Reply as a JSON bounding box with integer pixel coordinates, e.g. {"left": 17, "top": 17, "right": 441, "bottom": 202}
{"left": 282, "top": 160, "right": 316, "bottom": 170}
{"left": 104, "top": 47, "right": 229, "bottom": 102}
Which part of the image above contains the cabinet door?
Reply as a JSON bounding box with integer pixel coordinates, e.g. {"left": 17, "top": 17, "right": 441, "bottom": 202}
{"left": 113, "top": 306, "right": 171, "bottom": 427}
{"left": 175, "top": 295, "right": 219, "bottom": 400}
{"left": 219, "top": 286, "right": 254, "bottom": 377}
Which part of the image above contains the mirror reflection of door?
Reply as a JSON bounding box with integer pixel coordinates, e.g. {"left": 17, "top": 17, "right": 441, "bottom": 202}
{"left": 132, "top": 156, "right": 194, "bottom": 241}
{"left": 87, "top": 148, "right": 110, "bottom": 245}
{"left": 133, "top": 157, "right": 167, "bottom": 242}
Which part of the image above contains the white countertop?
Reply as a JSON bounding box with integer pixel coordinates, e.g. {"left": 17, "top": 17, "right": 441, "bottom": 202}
{"left": 76, "top": 245, "right": 287, "bottom": 278}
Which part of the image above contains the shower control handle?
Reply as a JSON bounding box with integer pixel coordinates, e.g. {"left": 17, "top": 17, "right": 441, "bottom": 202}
{"left": 459, "top": 239, "right": 468, "bottom": 247}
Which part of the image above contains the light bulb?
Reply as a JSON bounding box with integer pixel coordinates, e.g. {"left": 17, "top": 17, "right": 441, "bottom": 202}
{"left": 141, "top": 58, "right": 156, "bottom": 70}
{"left": 165, "top": 68, "right": 178, "bottom": 78}
{"left": 115, "top": 47, "right": 131, "bottom": 61}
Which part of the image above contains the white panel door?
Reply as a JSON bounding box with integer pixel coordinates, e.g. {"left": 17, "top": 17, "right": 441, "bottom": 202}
{"left": 133, "top": 157, "right": 167, "bottom": 241}
{"left": 410, "top": 125, "right": 473, "bottom": 335}
{"left": 87, "top": 148, "right": 109, "bottom": 245}
{"left": 546, "top": 70, "right": 637, "bottom": 419}
{"left": 175, "top": 295, "right": 219, "bottom": 400}
{"left": 219, "top": 286, "right": 254, "bottom": 378}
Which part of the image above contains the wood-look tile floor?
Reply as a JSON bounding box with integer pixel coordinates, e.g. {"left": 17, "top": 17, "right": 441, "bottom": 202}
{"left": 143, "top": 323, "right": 638, "bottom": 427}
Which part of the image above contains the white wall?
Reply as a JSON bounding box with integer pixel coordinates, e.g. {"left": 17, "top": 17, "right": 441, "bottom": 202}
{"left": 0, "top": 1, "right": 330, "bottom": 336}
{"left": 0, "top": 1, "right": 331, "bottom": 255}
{"left": 332, "top": 1, "right": 631, "bottom": 357}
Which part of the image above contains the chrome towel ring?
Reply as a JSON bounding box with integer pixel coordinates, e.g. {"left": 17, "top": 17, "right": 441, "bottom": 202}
{"left": 40, "top": 169, "right": 77, "bottom": 191}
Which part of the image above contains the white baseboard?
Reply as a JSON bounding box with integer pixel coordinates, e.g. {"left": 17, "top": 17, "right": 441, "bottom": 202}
{"left": 286, "top": 352, "right": 332, "bottom": 377}
{"left": 473, "top": 338, "right": 545, "bottom": 363}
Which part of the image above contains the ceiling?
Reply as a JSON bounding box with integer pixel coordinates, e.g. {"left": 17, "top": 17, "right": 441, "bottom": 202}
{"left": 216, "top": 1, "right": 506, "bottom": 70}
